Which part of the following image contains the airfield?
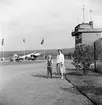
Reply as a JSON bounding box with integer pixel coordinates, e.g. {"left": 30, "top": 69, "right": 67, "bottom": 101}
{"left": 0, "top": 60, "right": 93, "bottom": 105}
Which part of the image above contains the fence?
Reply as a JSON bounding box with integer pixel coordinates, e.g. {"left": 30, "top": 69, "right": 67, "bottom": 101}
{"left": 94, "top": 38, "right": 102, "bottom": 72}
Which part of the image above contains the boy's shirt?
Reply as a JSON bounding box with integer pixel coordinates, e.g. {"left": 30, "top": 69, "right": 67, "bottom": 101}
{"left": 46, "top": 59, "right": 53, "bottom": 67}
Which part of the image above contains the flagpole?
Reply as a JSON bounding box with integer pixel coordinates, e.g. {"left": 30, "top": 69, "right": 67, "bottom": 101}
{"left": 1, "top": 39, "right": 4, "bottom": 61}
{"left": 89, "top": 9, "right": 92, "bottom": 21}
{"left": 40, "top": 45, "right": 44, "bottom": 60}
{"left": 23, "top": 39, "right": 26, "bottom": 60}
{"left": 24, "top": 47, "right": 25, "bottom": 60}
{"left": 43, "top": 46, "right": 45, "bottom": 60}
{"left": 2, "top": 45, "right": 4, "bottom": 61}
{"left": 82, "top": 5, "right": 85, "bottom": 23}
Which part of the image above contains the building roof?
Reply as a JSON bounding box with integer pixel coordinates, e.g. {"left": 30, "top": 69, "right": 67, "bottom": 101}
{"left": 72, "top": 28, "right": 102, "bottom": 36}
{"left": 75, "top": 23, "right": 91, "bottom": 29}
{"left": 72, "top": 21, "right": 102, "bottom": 36}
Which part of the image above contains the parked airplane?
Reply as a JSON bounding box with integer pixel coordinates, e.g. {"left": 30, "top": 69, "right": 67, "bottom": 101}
{"left": 25, "top": 53, "right": 41, "bottom": 60}
{"left": 10, "top": 52, "right": 41, "bottom": 62}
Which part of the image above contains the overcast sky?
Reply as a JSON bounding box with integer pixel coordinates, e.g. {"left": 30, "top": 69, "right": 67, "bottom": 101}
{"left": 0, "top": 0, "right": 102, "bottom": 51}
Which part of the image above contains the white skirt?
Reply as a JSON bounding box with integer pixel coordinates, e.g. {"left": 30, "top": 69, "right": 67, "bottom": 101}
{"left": 60, "top": 64, "right": 66, "bottom": 73}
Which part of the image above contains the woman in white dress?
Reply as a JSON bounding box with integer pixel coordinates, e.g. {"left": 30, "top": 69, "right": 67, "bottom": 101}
{"left": 57, "top": 49, "right": 65, "bottom": 79}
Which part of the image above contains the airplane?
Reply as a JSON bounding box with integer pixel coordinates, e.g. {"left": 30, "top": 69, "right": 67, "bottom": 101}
{"left": 25, "top": 52, "right": 41, "bottom": 60}
{"left": 10, "top": 52, "right": 41, "bottom": 62}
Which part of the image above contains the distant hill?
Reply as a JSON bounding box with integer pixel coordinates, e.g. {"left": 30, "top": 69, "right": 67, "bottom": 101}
{"left": 45, "top": 48, "right": 74, "bottom": 55}
{"left": 0, "top": 48, "right": 75, "bottom": 59}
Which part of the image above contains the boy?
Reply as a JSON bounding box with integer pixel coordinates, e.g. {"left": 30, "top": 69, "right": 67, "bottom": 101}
{"left": 46, "top": 55, "right": 53, "bottom": 79}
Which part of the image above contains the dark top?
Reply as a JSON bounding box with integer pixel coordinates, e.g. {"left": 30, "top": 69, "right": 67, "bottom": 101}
{"left": 47, "top": 59, "right": 52, "bottom": 67}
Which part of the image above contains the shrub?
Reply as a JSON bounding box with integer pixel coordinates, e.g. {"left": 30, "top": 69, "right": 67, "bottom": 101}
{"left": 73, "top": 44, "right": 94, "bottom": 75}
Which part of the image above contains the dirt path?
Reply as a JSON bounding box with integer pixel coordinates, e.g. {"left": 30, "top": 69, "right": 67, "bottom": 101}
{"left": 0, "top": 60, "right": 93, "bottom": 105}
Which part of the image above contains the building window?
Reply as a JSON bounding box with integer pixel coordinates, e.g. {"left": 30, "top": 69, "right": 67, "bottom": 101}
{"left": 75, "top": 35, "right": 82, "bottom": 45}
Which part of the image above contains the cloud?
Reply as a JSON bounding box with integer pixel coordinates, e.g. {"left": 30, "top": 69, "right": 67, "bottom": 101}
{"left": 0, "top": 0, "right": 102, "bottom": 51}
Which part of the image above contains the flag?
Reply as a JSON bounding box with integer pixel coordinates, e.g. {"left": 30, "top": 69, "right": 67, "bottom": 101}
{"left": 41, "top": 38, "right": 44, "bottom": 45}
{"left": 89, "top": 9, "right": 92, "bottom": 13}
{"left": 1, "top": 38, "right": 4, "bottom": 46}
{"left": 23, "top": 39, "right": 25, "bottom": 43}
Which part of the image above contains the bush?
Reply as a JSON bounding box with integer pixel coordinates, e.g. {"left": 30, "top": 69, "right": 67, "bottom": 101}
{"left": 73, "top": 44, "right": 94, "bottom": 75}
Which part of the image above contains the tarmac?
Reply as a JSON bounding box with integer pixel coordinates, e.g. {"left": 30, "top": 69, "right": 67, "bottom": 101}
{"left": 0, "top": 60, "right": 93, "bottom": 105}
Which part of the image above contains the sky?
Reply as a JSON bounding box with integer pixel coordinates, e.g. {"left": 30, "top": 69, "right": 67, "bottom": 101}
{"left": 0, "top": 0, "right": 102, "bottom": 51}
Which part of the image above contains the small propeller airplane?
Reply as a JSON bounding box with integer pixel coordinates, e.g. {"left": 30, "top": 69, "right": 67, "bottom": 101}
{"left": 10, "top": 52, "right": 41, "bottom": 62}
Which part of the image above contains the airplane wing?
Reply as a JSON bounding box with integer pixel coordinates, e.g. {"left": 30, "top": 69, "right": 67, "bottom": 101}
{"left": 33, "top": 53, "right": 41, "bottom": 56}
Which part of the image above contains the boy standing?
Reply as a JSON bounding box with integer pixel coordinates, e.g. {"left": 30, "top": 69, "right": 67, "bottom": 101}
{"left": 46, "top": 55, "right": 53, "bottom": 79}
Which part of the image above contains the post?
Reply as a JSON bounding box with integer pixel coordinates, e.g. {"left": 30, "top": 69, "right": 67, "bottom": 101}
{"left": 94, "top": 42, "right": 96, "bottom": 72}
{"left": 44, "top": 48, "right": 45, "bottom": 60}
{"left": 42, "top": 45, "right": 45, "bottom": 60}
{"left": 23, "top": 38, "right": 26, "bottom": 60}
{"left": 89, "top": 9, "right": 92, "bottom": 21}
{"left": 77, "top": 18, "right": 79, "bottom": 24}
{"left": 2, "top": 39, "right": 4, "bottom": 61}
{"left": 2, "top": 45, "right": 4, "bottom": 61}
{"left": 82, "top": 5, "right": 85, "bottom": 23}
{"left": 24, "top": 47, "right": 25, "bottom": 60}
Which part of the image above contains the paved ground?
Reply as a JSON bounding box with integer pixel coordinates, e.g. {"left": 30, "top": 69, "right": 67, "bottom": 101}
{"left": 0, "top": 60, "right": 93, "bottom": 105}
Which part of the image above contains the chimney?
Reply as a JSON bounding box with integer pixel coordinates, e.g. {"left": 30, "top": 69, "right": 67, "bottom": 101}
{"left": 89, "top": 21, "right": 93, "bottom": 28}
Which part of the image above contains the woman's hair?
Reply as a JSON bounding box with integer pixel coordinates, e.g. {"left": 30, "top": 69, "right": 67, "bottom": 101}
{"left": 58, "top": 49, "right": 62, "bottom": 53}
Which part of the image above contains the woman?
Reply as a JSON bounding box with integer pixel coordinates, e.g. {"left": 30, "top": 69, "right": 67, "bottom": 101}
{"left": 57, "top": 49, "right": 65, "bottom": 79}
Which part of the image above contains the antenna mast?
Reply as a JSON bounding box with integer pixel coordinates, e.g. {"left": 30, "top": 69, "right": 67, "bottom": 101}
{"left": 82, "top": 5, "right": 85, "bottom": 23}
{"left": 77, "top": 18, "right": 79, "bottom": 24}
{"left": 89, "top": 9, "right": 92, "bottom": 21}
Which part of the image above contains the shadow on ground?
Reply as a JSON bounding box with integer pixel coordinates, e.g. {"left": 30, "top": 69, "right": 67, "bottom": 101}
{"left": 31, "top": 74, "right": 47, "bottom": 79}
{"left": 66, "top": 68, "right": 76, "bottom": 71}
{"left": 66, "top": 72, "right": 83, "bottom": 76}
{"left": 31, "top": 74, "right": 60, "bottom": 79}
{"left": 53, "top": 72, "right": 60, "bottom": 75}
{"left": 65, "top": 67, "right": 83, "bottom": 76}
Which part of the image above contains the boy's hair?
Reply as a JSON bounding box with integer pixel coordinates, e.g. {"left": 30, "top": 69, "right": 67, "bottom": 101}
{"left": 47, "top": 55, "right": 52, "bottom": 59}
{"left": 48, "top": 55, "right": 51, "bottom": 57}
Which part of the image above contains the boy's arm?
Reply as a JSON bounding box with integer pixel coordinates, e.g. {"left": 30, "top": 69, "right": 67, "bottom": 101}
{"left": 46, "top": 60, "right": 47, "bottom": 63}
{"left": 46, "top": 60, "right": 48, "bottom": 66}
